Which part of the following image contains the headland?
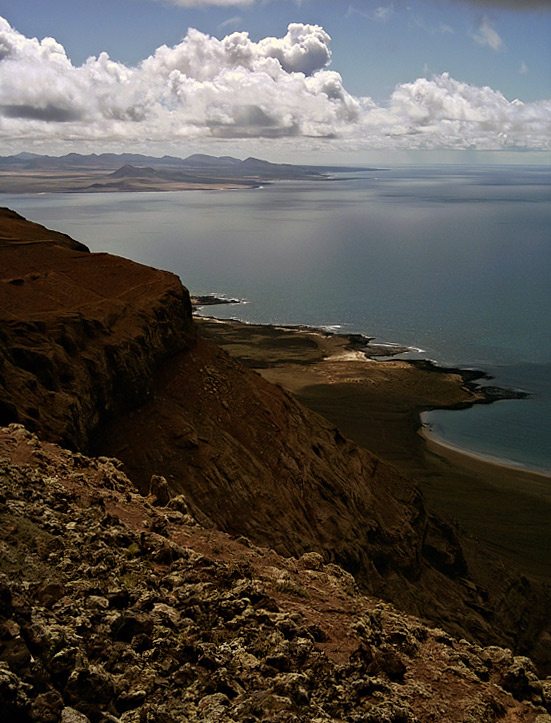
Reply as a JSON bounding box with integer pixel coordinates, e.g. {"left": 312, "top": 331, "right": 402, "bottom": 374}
{"left": 196, "top": 315, "right": 551, "bottom": 582}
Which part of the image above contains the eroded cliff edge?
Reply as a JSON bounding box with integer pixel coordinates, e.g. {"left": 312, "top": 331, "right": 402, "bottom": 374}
{"left": 0, "top": 208, "right": 196, "bottom": 449}
{"left": 1, "top": 208, "right": 550, "bottom": 673}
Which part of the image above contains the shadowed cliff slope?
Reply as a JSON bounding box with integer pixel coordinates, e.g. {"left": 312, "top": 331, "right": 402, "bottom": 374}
{"left": 1, "top": 208, "right": 550, "bottom": 671}
{"left": 0, "top": 208, "right": 196, "bottom": 448}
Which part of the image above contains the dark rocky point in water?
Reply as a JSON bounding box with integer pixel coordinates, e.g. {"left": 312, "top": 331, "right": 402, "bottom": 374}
{"left": 408, "top": 359, "right": 530, "bottom": 406}
{"left": 191, "top": 294, "right": 242, "bottom": 308}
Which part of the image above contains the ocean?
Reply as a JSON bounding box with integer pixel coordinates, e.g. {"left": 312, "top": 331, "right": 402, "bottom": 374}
{"left": 2, "top": 165, "right": 550, "bottom": 472}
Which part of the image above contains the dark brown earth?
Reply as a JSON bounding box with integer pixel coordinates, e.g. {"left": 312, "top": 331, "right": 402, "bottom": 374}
{"left": 1, "top": 208, "right": 550, "bottom": 681}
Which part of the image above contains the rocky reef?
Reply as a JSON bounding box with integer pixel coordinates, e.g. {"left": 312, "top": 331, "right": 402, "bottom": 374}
{"left": 1, "top": 208, "right": 551, "bottom": 719}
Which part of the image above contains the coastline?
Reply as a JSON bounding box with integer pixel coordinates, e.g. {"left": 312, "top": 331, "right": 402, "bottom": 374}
{"left": 0, "top": 173, "right": 263, "bottom": 193}
{"left": 420, "top": 425, "right": 551, "bottom": 498}
{"left": 196, "top": 313, "right": 551, "bottom": 581}
{"left": 195, "top": 310, "right": 535, "bottom": 463}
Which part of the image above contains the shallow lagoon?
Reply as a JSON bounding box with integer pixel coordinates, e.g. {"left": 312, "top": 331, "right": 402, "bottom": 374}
{"left": 3, "top": 164, "right": 550, "bottom": 472}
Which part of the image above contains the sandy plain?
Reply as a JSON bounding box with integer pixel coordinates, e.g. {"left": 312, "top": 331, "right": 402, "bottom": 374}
{"left": 0, "top": 170, "right": 259, "bottom": 193}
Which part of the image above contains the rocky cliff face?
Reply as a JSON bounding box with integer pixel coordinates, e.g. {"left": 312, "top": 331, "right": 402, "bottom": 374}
{"left": 1, "top": 208, "right": 550, "bottom": 674}
{"left": 0, "top": 208, "right": 196, "bottom": 449}
{"left": 1, "top": 424, "right": 550, "bottom": 723}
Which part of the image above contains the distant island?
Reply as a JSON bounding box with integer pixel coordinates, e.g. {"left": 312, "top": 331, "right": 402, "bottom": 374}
{"left": 0, "top": 152, "right": 370, "bottom": 193}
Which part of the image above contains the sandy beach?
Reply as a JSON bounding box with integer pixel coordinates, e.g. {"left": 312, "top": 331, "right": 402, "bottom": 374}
{"left": 197, "top": 315, "right": 551, "bottom": 582}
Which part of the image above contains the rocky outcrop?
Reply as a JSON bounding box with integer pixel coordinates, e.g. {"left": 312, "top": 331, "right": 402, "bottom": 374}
{"left": 0, "top": 208, "right": 196, "bottom": 449}
{"left": 1, "top": 424, "right": 550, "bottom": 723}
{"left": 94, "top": 336, "right": 551, "bottom": 671}
{"left": 1, "top": 209, "right": 550, "bottom": 673}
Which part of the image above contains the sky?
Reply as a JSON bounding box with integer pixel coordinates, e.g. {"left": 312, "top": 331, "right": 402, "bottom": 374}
{"left": 0, "top": 0, "right": 549, "bottom": 163}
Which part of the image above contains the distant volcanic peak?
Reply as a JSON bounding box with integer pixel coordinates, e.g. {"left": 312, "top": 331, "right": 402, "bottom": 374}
{"left": 184, "top": 153, "right": 241, "bottom": 166}
{"left": 0, "top": 151, "right": 331, "bottom": 191}
{"left": 0, "top": 152, "right": 41, "bottom": 165}
{"left": 110, "top": 164, "right": 159, "bottom": 178}
{"left": 14, "top": 151, "right": 40, "bottom": 160}
{"left": 240, "top": 156, "right": 276, "bottom": 168}
{"left": 219, "top": 155, "right": 242, "bottom": 164}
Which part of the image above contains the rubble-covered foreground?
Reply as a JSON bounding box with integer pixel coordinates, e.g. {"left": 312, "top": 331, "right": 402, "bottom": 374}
{"left": 1, "top": 424, "right": 550, "bottom": 723}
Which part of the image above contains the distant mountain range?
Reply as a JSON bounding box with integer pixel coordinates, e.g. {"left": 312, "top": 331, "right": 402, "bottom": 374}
{"left": 0, "top": 151, "right": 362, "bottom": 177}
{"left": 0, "top": 152, "right": 371, "bottom": 193}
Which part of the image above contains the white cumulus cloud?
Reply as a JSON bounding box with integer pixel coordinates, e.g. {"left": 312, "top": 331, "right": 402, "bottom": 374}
{"left": 357, "top": 73, "right": 551, "bottom": 150}
{"left": 0, "top": 16, "right": 549, "bottom": 153}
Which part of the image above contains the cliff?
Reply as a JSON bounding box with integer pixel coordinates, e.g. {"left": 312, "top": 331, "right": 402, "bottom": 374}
{"left": 0, "top": 208, "right": 196, "bottom": 449}
{"left": 1, "top": 208, "right": 550, "bottom": 676}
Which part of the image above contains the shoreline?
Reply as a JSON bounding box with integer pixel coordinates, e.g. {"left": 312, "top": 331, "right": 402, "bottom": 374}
{"left": 420, "top": 425, "right": 551, "bottom": 495}
{"left": 0, "top": 177, "right": 264, "bottom": 194}
{"left": 196, "top": 313, "right": 551, "bottom": 581}
{"left": 420, "top": 420, "right": 551, "bottom": 481}
{"left": 196, "top": 310, "right": 531, "bottom": 444}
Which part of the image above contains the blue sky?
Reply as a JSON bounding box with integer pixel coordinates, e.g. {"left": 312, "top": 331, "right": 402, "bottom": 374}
{"left": 0, "top": 0, "right": 549, "bottom": 162}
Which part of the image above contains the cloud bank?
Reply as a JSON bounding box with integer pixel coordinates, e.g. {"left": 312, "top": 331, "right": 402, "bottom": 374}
{"left": 0, "top": 16, "right": 549, "bottom": 153}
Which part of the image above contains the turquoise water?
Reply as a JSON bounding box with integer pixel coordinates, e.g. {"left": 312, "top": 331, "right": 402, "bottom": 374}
{"left": 2, "top": 165, "right": 550, "bottom": 472}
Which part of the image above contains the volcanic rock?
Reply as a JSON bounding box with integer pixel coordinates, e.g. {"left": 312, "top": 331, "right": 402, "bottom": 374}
{"left": 0, "top": 425, "right": 549, "bottom": 722}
